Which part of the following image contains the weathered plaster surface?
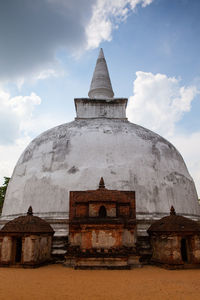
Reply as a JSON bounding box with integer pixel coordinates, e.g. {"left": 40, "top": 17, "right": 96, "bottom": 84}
{"left": 23, "top": 235, "right": 52, "bottom": 264}
{"left": 23, "top": 236, "right": 34, "bottom": 262}
{"left": 1, "top": 237, "right": 12, "bottom": 262}
{"left": 122, "top": 229, "right": 136, "bottom": 247}
{"left": 2, "top": 118, "right": 200, "bottom": 220}
{"left": 151, "top": 235, "right": 182, "bottom": 264}
{"left": 151, "top": 234, "right": 200, "bottom": 265}
{"left": 91, "top": 230, "right": 116, "bottom": 248}
{"left": 75, "top": 98, "right": 127, "bottom": 119}
{"left": 190, "top": 235, "right": 200, "bottom": 263}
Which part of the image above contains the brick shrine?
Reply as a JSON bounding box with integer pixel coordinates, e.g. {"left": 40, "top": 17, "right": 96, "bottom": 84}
{"left": 0, "top": 206, "right": 54, "bottom": 268}
{"left": 65, "top": 178, "right": 140, "bottom": 269}
{"left": 148, "top": 206, "right": 200, "bottom": 269}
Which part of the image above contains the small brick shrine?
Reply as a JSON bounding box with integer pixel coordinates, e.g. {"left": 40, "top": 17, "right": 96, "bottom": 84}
{"left": 148, "top": 206, "right": 200, "bottom": 269}
{"left": 65, "top": 178, "right": 140, "bottom": 269}
{"left": 0, "top": 206, "right": 54, "bottom": 268}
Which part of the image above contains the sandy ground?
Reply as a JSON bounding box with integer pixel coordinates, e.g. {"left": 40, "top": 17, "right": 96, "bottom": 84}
{"left": 0, "top": 265, "right": 200, "bottom": 300}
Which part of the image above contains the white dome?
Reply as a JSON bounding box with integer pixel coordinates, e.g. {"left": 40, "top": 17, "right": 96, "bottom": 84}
{"left": 2, "top": 118, "right": 200, "bottom": 220}
{"left": 2, "top": 48, "right": 200, "bottom": 223}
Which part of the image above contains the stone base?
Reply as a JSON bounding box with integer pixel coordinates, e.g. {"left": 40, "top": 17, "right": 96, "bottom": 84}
{"left": 128, "top": 255, "right": 142, "bottom": 268}
{"left": 75, "top": 257, "right": 130, "bottom": 270}
{"left": 136, "top": 236, "right": 152, "bottom": 264}
{"left": 64, "top": 255, "right": 142, "bottom": 270}
{"left": 150, "top": 260, "right": 200, "bottom": 270}
{"left": 51, "top": 236, "right": 69, "bottom": 263}
{"left": 0, "top": 259, "right": 53, "bottom": 269}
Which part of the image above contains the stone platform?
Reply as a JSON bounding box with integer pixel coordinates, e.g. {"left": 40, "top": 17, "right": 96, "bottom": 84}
{"left": 64, "top": 255, "right": 142, "bottom": 269}
{"left": 64, "top": 245, "right": 142, "bottom": 269}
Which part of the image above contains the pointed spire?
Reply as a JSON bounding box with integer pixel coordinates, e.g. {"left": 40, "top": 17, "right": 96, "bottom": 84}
{"left": 170, "top": 206, "right": 176, "bottom": 215}
{"left": 27, "top": 206, "right": 33, "bottom": 215}
{"left": 99, "top": 177, "right": 105, "bottom": 189}
{"left": 88, "top": 48, "right": 114, "bottom": 99}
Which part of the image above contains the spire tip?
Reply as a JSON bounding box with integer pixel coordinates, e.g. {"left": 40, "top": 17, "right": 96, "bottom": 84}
{"left": 88, "top": 48, "right": 114, "bottom": 99}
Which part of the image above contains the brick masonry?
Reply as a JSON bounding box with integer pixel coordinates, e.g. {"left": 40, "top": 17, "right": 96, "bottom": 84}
{"left": 65, "top": 178, "right": 140, "bottom": 268}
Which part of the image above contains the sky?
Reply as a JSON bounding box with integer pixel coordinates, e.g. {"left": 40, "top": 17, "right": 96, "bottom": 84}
{"left": 0, "top": 0, "right": 200, "bottom": 196}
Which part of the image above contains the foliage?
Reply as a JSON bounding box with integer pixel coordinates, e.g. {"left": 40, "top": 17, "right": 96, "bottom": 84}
{"left": 0, "top": 177, "right": 10, "bottom": 213}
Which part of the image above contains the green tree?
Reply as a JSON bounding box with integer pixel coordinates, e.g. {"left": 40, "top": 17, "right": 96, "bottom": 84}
{"left": 0, "top": 177, "right": 10, "bottom": 213}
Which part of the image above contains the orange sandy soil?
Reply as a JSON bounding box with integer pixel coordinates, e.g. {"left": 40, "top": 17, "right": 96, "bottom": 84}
{"left": 0, "top": 265, "right": 200, "bottom": 300}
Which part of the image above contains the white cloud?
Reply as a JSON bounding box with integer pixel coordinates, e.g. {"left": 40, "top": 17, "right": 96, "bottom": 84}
{"left": 0, "top": 136, "right": 31, "bottom": 185}
{"left": 21, "top": 113, "right": 66, "bottom": 138}
{"left": 0, "top": 87, "right": 41, "bottom": 183}
{"left": 86, "top": 0, "right": 154, "bottom": 49}
{"left": 0, "top": 86, "right": 65, "bottom": 185}
{"left": 13, "top": 68, "right": 66, "bottom": 90}
{"left": 127, "top": 71, "right": 198, "bottom": 137}
{"left": 127, "top": 71, "right": 200, "bottom": 196}
{"left": 0, "top": 89, "right": 41, "bottom": 145}
{"left": 0, "top": 113, "right": 65, "bottom": 186}
{"left": 9, "top": 93, "right": 41, "bottom": 119}
{"left": 34, "top": 69, "right": 62, "bottom": 80}
{"left": 0, "top": 0, "right": 155, "bottom": 83}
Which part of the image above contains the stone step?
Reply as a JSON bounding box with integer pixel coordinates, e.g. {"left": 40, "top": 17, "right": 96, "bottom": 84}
{"left": 64, "top": 255, "right": 142, "bottom": 269}
{"left": 136, "top": 236, "right": 152, "bottom": 264}
{"left": 69, "top": 257, "right": 129, "bottom": 269}
{"left": 51, "top": 235, "right": 68, "bottom": 262}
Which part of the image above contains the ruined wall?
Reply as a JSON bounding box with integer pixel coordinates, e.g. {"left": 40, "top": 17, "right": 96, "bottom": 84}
{"left": 0, "top": 236, "right": 12, "bottom": 263}
{"left": 0, "top": 234, "right": 52, "bottom": 266}
{"left": 82, "top": 227, "right": 120, "bottom": 249}
{"left": 23, "top": 235, "right": 52, "bottom": 265}
{"left": 69, "top": 189, "right": 135, "bottom": 220}
{"left": 189, "top": 235, "right": 200, "bottom": 263}
{"left": 69, "top": 187, "right": 136, "bottom": 251}
{"left": 23, "top": 236, "right": 34, "bottom": 263}
{"left": 151, "top": 235, "right": 182, "bottom": 265}
{"left": 122, "top": 229, "right": 136, "bottom": 247}
{"left": 89, "top": 203, "right": 116, "bottom": 217}
{"left": 151, "top": 234, "right": 200, "bottom": 265}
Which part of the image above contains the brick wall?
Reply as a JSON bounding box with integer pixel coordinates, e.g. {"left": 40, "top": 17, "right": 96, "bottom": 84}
{"left": 69, "top": 186, "right": 136, "bottom": 250}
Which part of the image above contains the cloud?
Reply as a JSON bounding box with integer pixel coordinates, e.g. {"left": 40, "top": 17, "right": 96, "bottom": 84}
{"left": 0, "top": 136, "right": 31, "bottom": 185}
{"left": 86, "top": 0, "right": 154, "bottom": 49}
{"left": 34, "top": 69, "right": 63, "bottom": 81}
{"left": 0, "top": 112, "right": 66, "bottom": 186}
{"left": 127, "top": 71, "right": 200, "bottom": 196}
{"left": 0, "top": 86, "right": 66, "bottom": 185}
{"left": 0, "top": 0, "right": 94, "bottom": 81}
{"left": 127, "top": 71, "right": 198, "bottom": 137}
{"left": 0, "top": 0, "right": 154, "bottom": 81}
{"left": 0, "top": 89, "right": 41, "bottom": 145}
{"left": 21, "top": 112, "right": 66, "bottom": 138}
{"left": 0, "top": 87, "right": 41, "bottom": 184}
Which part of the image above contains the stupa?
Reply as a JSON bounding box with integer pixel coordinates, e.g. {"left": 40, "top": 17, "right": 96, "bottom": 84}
{"left": 1, "top": 49, "right": 200, "bottom": 259}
